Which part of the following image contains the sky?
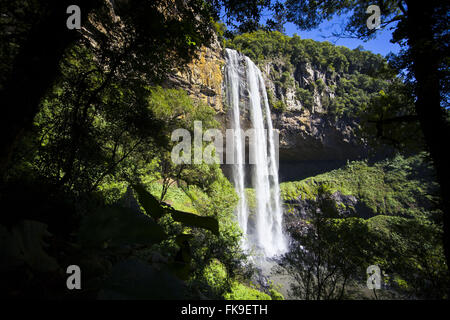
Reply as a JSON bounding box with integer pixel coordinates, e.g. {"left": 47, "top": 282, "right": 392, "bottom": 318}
{"left": 221, "top": 8, "right": 402, "bottom": 58}
{"left": 282, "top": 15, "right": 401, "bottom": 57}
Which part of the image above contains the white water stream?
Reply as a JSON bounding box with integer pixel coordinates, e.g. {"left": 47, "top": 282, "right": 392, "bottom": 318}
{"left": 225, "top": 48, "right": 287, "bottom": 258}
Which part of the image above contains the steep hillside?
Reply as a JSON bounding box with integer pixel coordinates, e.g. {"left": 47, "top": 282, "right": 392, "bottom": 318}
{"left": 276, "top": 154, "right": 447, "bottom": 299}
{"left": 280, "top": 153, "right": 441, "bottom": 220}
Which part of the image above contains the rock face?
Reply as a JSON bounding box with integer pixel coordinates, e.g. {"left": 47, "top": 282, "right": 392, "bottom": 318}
{"left": 283, "top": 191, "right": 360, "bottom": 229}
{"left": 165, "top": 34, "right": 225, "bottom": 115}
{"left": 169, "top": 36, "right": 368, "bottom": 181}
{"left": 275, "top": 113, "right": 366, "bottom": 162}
{"left": 282, "top": 189, "right": 377, "bottom": 238}
{"left": 259, "top": 59, "right": 368, "bottom": 163}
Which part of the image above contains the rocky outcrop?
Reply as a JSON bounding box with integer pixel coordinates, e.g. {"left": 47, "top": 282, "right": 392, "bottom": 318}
{"left": 259, "top": 59, "right": 368, "bottom": 163}
{"left": 169, "top": 35, "right": 369, "bottom": 180}
{"left": 283, "top": 190, "right": 371, "bottom": 235}
{"left": 285, "top": 191, "right": 359, "bottom": 220}
{"left": 165, "top": 34, "right": 225, "bottom": 114}
{"left": 275, "top": 113, "right": 366, "bottom": 162}
{"left": 283, "top": 189, "right": 376, "bottom": 230}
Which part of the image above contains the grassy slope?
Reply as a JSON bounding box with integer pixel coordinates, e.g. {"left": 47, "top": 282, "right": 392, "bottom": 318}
{"left": 278, "top": 153, "right": 447, "bottom": 297}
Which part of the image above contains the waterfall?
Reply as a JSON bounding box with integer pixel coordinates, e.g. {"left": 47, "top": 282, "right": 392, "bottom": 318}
{"left": 225, "top": 48, "right": 288, "bottom": 258}
{"left": 224, "top": 49, "right": 249, "bottom": 252}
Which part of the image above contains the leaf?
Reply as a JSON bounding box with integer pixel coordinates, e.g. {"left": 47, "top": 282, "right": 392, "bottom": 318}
{"left": 78, "top": 206, "right": 167, "bottom": 248}
{"left": 170, "top": 209, "right": 219, "bottom": 236}
{"left": 132, "top": 184, "right": 166, "bottom": 220}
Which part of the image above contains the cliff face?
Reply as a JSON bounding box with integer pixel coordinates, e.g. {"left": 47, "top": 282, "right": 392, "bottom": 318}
{"left": 170, "top": 34, "right": 372, "bottom": 180}
{"left": 165, "top": 35, "right": 225, "bottom": 114}
{"left": 259, "top": 59, "right": 367, "bottom": 164}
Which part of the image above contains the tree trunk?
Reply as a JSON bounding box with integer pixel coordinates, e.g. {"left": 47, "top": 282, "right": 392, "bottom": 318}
{"left": 406, "top": 0, "right": 450, "bottom": 267}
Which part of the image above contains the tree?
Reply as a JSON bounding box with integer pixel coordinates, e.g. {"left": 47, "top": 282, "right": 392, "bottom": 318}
{"left": 0, "top": 0, "right": 102, "bottom": 176}
{"left": 26, "top": 45, "right": 166, "bottom": 194}
{"left": 281, "top": 0, "right": 450, "bottom": 269}
{"left": 0, "top": 0, "right": 217, "bottom": 177}
{"left": 359, "top": 80, "right": 422, "bottom": 151}
{"left": 0, "top": 0, "right": 276, "bottom": 299}
{"left": 276, "top": 187, "right": 373, "bottom": 299}
{"left": 0, "top": 0, "right": 280, "bottom": 178}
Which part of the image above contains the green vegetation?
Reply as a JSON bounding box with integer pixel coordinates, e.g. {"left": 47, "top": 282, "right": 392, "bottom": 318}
{"left": 226, "top": 31, "right": 396, "bottom": 117}
{"left": 212, "top": 21, "right": 227, "bottom": 48}
{"left": 277, "top": 154, "right": 448, "bottom": 299}
{"left": 295, "top": 88, "right": 314, "bottom": 110}
{"left": 315, "top": 79, "right": 325, "bottom": 93}
{"left": 269, "top": 288, "right": 284, "bottom": 300}
{"left": 279, "top": 207, "right": 449, "bottom": 299}
{"left": 277, "top": 208, "right": 375, "bottom": 299}
{"left": 226, "top": 31, "right": 390, "bottom": 75}
{"left": 281, "top": 153, "right": 440, "bottom": 219}
{"left": 365, "top": 214, "right": 448, "bottom": 299}
{"left": 272, "top": 99, "right": 288, "bottom": 112}
{"left": 1, "top": 0, "right": 448, "bottom": 301}
{"left": 202, "top": 258, "right": 272, "bottom": 300}
{"left": 224, "top": 282, "right": 272, "bottom": 300}
{"left": 0, "top": 40, "right": 257, "bottom": 298}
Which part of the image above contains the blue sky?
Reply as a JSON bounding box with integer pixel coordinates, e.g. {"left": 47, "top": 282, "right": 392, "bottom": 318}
{"left": 221, "top": 8, "right": 402, "bottom": 57}
{"left": 282, "top": 15, "right": 401, "bottom": 57}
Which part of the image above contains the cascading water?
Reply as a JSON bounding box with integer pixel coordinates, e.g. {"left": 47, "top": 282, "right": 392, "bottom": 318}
{"left": 224, "top": 49, "right": 249, "bottom": 252}
{"left": 225, "top": 48, "right": 288, "bottom": 258}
